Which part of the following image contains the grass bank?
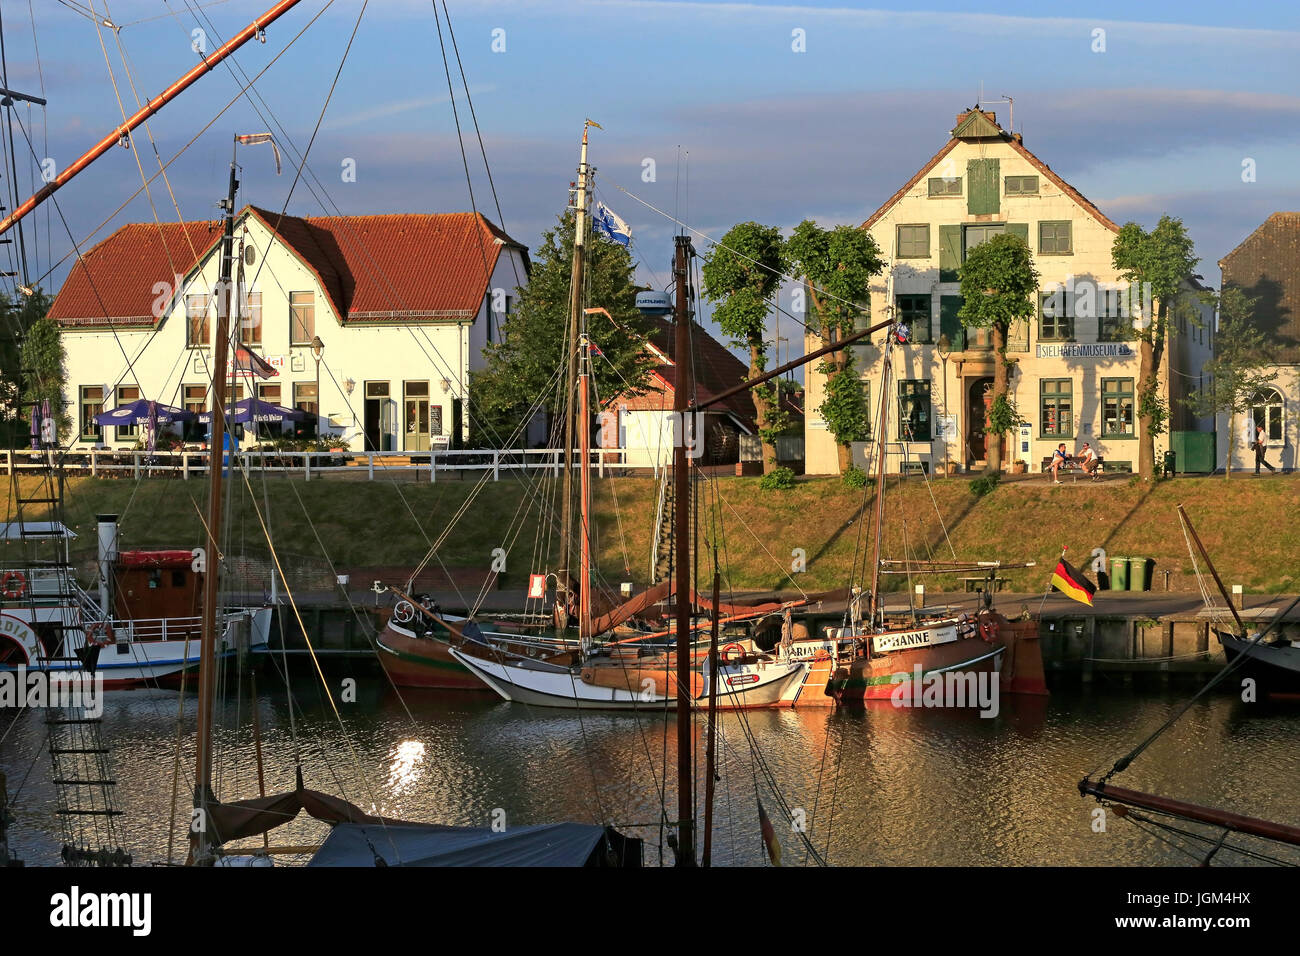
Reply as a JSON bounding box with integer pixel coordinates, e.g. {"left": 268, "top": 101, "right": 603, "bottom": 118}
{"left": 4, "top": 472, "right": 1296, "bottom": 594}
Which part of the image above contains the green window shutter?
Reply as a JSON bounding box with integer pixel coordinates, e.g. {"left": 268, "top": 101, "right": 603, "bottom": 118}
{"left": 938, "top": 224, "right": 961, "bottom": 281}
{"left": 1007, "top": 222, "right": 1028, "bottom": 244}
{"left": 967, "top": 158, "right": 1000, "bottom": 215}
{"left": 940, "top": 295, "right": 965, "bottom": 350}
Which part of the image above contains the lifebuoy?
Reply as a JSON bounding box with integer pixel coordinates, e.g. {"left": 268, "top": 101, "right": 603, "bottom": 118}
{"left": 720, "top": 642, "right": 746, "bottom": 663}
{"left": 978, "top": 616, "right": 1000, "bottom": 643}
{"left": 85, "top": 621, "right": 115, "bottom": 647}
{"left": 1, "top": 570, "right": 26, "bottom": 600}
{"left": 392, "top": 600, "right": 416, "bottom": 624}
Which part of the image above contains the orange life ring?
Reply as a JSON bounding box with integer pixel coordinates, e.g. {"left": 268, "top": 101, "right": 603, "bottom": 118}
{"left": 1, "top": 570, "right": 26, "bottom": 600}
{"left": 978, "top": 616, "right": 1000, "bottom": 643}
{"left": 720, "top": 642, "right": 746, "bottom": 663}
{"left": 85, "top": 621, "right": 115, "bottom": 647}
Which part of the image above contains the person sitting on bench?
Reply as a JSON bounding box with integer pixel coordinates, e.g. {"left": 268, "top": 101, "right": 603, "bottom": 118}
{"left": 1050, "top": 443, "right": 1069, "bottom": 484}
{"left": 1077, "top": 442, "right": 1100, "bottom": 480}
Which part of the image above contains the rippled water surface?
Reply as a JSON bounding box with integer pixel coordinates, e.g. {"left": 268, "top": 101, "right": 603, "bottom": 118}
{"left": 4, "top": 674, "right": 1298, "bottom": 867}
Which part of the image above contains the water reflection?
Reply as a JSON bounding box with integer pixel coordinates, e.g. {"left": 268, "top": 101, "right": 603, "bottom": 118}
{"left": 2, "top": 679, "right": 1297, "bottom": 867}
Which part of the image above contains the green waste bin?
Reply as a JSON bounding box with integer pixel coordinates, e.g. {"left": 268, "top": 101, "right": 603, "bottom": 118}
{"left": 1109, "top": 556, "right": 1129, "bottom": 591}
{"left": 1128, "top": 556, "right": 1154, "bottom": 592}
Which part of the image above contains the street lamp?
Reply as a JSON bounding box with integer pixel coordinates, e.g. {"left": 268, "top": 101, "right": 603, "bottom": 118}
{"left": 310, "top": 335, "right": 324, "bottom": 438}
{"left": 937, "top": 333, "right": 952, "bottom": 476}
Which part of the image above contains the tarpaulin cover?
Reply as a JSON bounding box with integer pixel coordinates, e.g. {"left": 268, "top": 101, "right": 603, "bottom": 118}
{"left": 207, "top": 783, "right": 404, "bottom": 845}
{"left": 308, "top": 821, "right": 640, "bottom": 867}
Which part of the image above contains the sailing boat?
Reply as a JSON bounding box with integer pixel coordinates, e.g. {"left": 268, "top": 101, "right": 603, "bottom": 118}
{"left": 767, "top": 322, "right": 1044, "bottom": 705}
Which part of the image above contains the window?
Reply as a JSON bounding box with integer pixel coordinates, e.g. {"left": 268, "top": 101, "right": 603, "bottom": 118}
{"left": 1251, "top": 388, "right": 1284, "bottom": 443}
{"left": 79, "top": 386, "right": 104, "bottom": 442}
{"left": 1038, "top": 221, "right": 1073, "bottom": 255}
{"left": 290, "top": 291, "right": 315, "bottom": 346}
{"left": 963, "top": 223, "right": 1005, "bottom": 257}
{"left": 1005, "top": 175, "right": 1039, "bottom": 196}
{"left": 1040, "top": 379, "right": 1073, "bottom": 438}
{"left": 895, "top": 294, "right": 932, "bottom": 342}
{"left": 294, "top": 381, "right": 318, "bottom": 438}
{"left": 1098, "top": 287, "right": 1135, "bottom": 341}
{"left": 897, "top": 224, "right": 930, "bottom": 258}
{"left": 1039, "top": 291, "right": 1073, "bottom": 342}
{"left": 115, "top": 385, "right": 140, "bottom": 439}
{"left": 1102, "top": 378, "right": 1135, "bottom": 437}
{"left": 897, "top": 380, "right": 932, "bottom": 442}
{"left": 183, "top": 385, "right": 207, "bottom": 441}
{"left": 928, "top": 176, "right": 961, "bottom": 197}
{"left": 185, "top": 294, "right": 210, "bottom": 348}
{"left": 240, "top": 291, "right": 262, "bottom": 345}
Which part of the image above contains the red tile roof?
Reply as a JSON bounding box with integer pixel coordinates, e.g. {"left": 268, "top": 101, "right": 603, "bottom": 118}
{"left": 862, "top": 109, "right": 1119, "bottom": 234}
{"left": 50, "top": 207, "right": 527, "bottom": 328}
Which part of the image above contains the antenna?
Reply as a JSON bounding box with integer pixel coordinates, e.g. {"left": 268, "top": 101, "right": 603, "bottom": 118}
{"left": 982, "top": 94, "right": 1015, "bottom": 133}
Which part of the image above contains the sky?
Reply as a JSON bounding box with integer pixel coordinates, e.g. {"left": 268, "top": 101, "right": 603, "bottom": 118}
{"left": 5, "top": 0, "right": 1299, "bottom": 362}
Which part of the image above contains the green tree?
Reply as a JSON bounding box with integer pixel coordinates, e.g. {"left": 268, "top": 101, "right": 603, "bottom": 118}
{"left": 1184, "top": 286, "right": 1276, "bottom": 479}
{"left": 958, "top": 232, "right": 1038, "bottom": 473}
{"left": 701, "top": 222, "right": 787, "bottom": 472}
{"left": 470, "top": 211, "right": 654, "bottom": 448}
{"left": 0, "top": 289, "right": 55, "bottom": 445}
{"left": 1111, "top": 215, "right": 1199, "bottom": 481}
{"left": 785, "top": 220, "right": 884, "bottom": 473}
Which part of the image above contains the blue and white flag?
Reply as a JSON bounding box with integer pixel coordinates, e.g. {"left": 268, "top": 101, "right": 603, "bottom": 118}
{"left": 593, "top": 201, "right": 632, "bottom": 246}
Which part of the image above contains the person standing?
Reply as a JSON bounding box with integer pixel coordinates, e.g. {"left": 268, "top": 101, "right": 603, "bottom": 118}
{"left": 1253, "top": 422, "right": 1276, "bottom": 475}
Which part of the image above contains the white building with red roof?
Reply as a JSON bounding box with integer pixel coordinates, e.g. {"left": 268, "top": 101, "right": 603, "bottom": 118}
{"left": 49, "top": 205, "right": 528, "bottom": 451}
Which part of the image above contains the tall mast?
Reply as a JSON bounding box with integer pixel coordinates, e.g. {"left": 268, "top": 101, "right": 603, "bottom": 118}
{"left": 191, "top": 140, "right": 239, "bottom": 866}
{"left": 671, "top": 234, "right": 695, "bottom": 866}
{"left": 867, "top": 331, "right": 894, "bottom": 627}
{"left": 577, "top": 321, "right": 592, "bottom": 643}
{"left": 558, "top": 120, "right": 595, "bottom": 630}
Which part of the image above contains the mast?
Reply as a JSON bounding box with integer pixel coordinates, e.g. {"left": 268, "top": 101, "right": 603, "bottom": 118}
{"left": 867, "top": 331, "right": 894, "bottom": 627}
{"left": 191, "top": 141, "right": 239, "bottom": 866}
{"left": 0, "top": 0, "right": 304, "bottom": 238}
{"left": 558, "top": 120, "right": 595, "bottom": 630}
{"left": 577, "top": 322, "right": 592, "bottom": 643}
{"left": 672, "top": 234, "right": 695, "bottom": 866}
{"left": 702, "top": 560, "right": 720, "bottom": 867}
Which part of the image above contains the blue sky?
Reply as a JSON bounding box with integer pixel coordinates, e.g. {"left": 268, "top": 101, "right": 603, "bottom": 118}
{"left": 6, "top": 0, "right": 1299, "bottom": 358}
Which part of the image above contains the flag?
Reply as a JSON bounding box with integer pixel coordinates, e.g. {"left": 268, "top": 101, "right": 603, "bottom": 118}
{"left": 757, "top": 799, "right": 781, "bottom": 866}
{"left": 236, "top": 132, "right": 282, "bottom": 174}
{"left": 1051, "top": 558, "right": 1096, "bottom": 607}
{"left": 593, "top": 201, "right": 631, "bottom": 246}
{"left": 232, "top": 345, "right": 278, "bottom": 380}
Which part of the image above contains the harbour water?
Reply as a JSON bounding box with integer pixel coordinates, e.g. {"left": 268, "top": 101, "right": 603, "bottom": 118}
{"left": 3, "top": 676, "right": 1298, "bottom": 867}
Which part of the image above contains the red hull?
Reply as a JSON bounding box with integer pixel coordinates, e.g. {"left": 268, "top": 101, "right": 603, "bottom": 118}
{"left": 376, "top": 626, "right": 492, "bottom": 691}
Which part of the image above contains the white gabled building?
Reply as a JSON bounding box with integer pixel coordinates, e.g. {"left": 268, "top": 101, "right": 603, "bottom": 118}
{"left": 48, "top": 205, "right": 529, "bottom": 451}
{"left": 805, "top": 108, "right": 1215, "bottom": 476}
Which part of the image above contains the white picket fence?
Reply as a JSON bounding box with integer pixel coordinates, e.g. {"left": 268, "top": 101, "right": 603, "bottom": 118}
{"left": 1, "top": 447, "right": 663, "bottom": 481}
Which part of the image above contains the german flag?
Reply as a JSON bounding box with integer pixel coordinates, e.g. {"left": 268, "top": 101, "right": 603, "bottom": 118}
{"left": 1051, "top": 559, "right": 1096, "bottom": 606}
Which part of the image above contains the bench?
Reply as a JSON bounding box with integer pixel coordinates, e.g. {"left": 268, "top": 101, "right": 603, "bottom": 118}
{"left": 962, "top": 576, "right": 1008, "bottom": 592}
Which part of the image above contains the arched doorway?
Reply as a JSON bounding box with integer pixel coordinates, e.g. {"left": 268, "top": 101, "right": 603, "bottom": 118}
{"left": 966, "top": 377, "right": 993, "bottom": 467}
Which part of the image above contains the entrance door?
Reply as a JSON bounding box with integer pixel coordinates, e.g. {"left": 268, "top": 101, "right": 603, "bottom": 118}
{"left": 404, "top": 381, "right": 431, "bottom": 451}
{"left": 364, "top": 381, "right": 391, "bottom": 451}
{"left": 967, "top": 377, "right": 993, "bottom": 464}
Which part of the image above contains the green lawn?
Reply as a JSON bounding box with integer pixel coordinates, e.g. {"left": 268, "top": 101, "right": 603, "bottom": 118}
{"left": 4, "top": 471, "right": 1296, "bottom": 594}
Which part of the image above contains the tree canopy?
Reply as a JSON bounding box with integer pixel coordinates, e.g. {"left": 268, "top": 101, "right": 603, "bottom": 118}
{"left": 469, "top": 211, "right": 654, "bottom": 448}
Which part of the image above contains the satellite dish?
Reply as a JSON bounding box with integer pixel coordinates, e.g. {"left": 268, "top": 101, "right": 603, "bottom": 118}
{"left": 244, "top": 245, "right": 256, "bottom": 266}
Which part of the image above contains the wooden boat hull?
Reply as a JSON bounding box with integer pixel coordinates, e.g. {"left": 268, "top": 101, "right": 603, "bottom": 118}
{"left": 1218, "top": 630, "right": 1300, "bottom": 697}
{"left": 375, "top": 622, "right": 493, "bottom": 691}
{"left": 447, "top": 645, "right": 806, "bottom": 711}
{"left": 836, "top": 638, "right": 1004, "bottom": 702}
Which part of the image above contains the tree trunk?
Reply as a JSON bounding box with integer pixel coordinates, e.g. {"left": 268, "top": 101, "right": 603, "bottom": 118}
{"left": 986, "top": 323, "right": 1008, "bottom": 473}
{"left": 1138, "top": 337, "right": 1156, "bottom": 481}
{"left": 837, "top": 441, "right": 853, "bottom": 474}
{"left": 749, "top": 342, "right": 775, "bottom": 473}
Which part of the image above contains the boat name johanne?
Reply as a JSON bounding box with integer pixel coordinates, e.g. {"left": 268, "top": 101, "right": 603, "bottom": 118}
{"left": 872, "top": 624, "right": 958, "bottom": 654}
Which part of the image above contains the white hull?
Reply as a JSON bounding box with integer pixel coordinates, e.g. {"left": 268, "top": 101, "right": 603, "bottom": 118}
{"left": 448, "top": 647, "right": 807, "bottom": 711}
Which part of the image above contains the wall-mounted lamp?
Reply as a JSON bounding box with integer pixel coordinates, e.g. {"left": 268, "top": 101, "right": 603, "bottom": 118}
{"left": 440, "top": 378, "right": 452, "bottom": 393}
{"left": 343, "top": 378, "right": 356, "bottom": 395}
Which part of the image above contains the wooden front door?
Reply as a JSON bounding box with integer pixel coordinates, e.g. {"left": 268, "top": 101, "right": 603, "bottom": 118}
{"left": 967, "top": 377, "right": 993, "bottom": 464}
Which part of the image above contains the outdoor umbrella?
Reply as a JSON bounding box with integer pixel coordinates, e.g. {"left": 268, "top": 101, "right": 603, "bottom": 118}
{"left": 198, "top": 397, "right": 305, "bottom": 425}
{"left": 94, "top": 398, "right": 195, "bottom": 426}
